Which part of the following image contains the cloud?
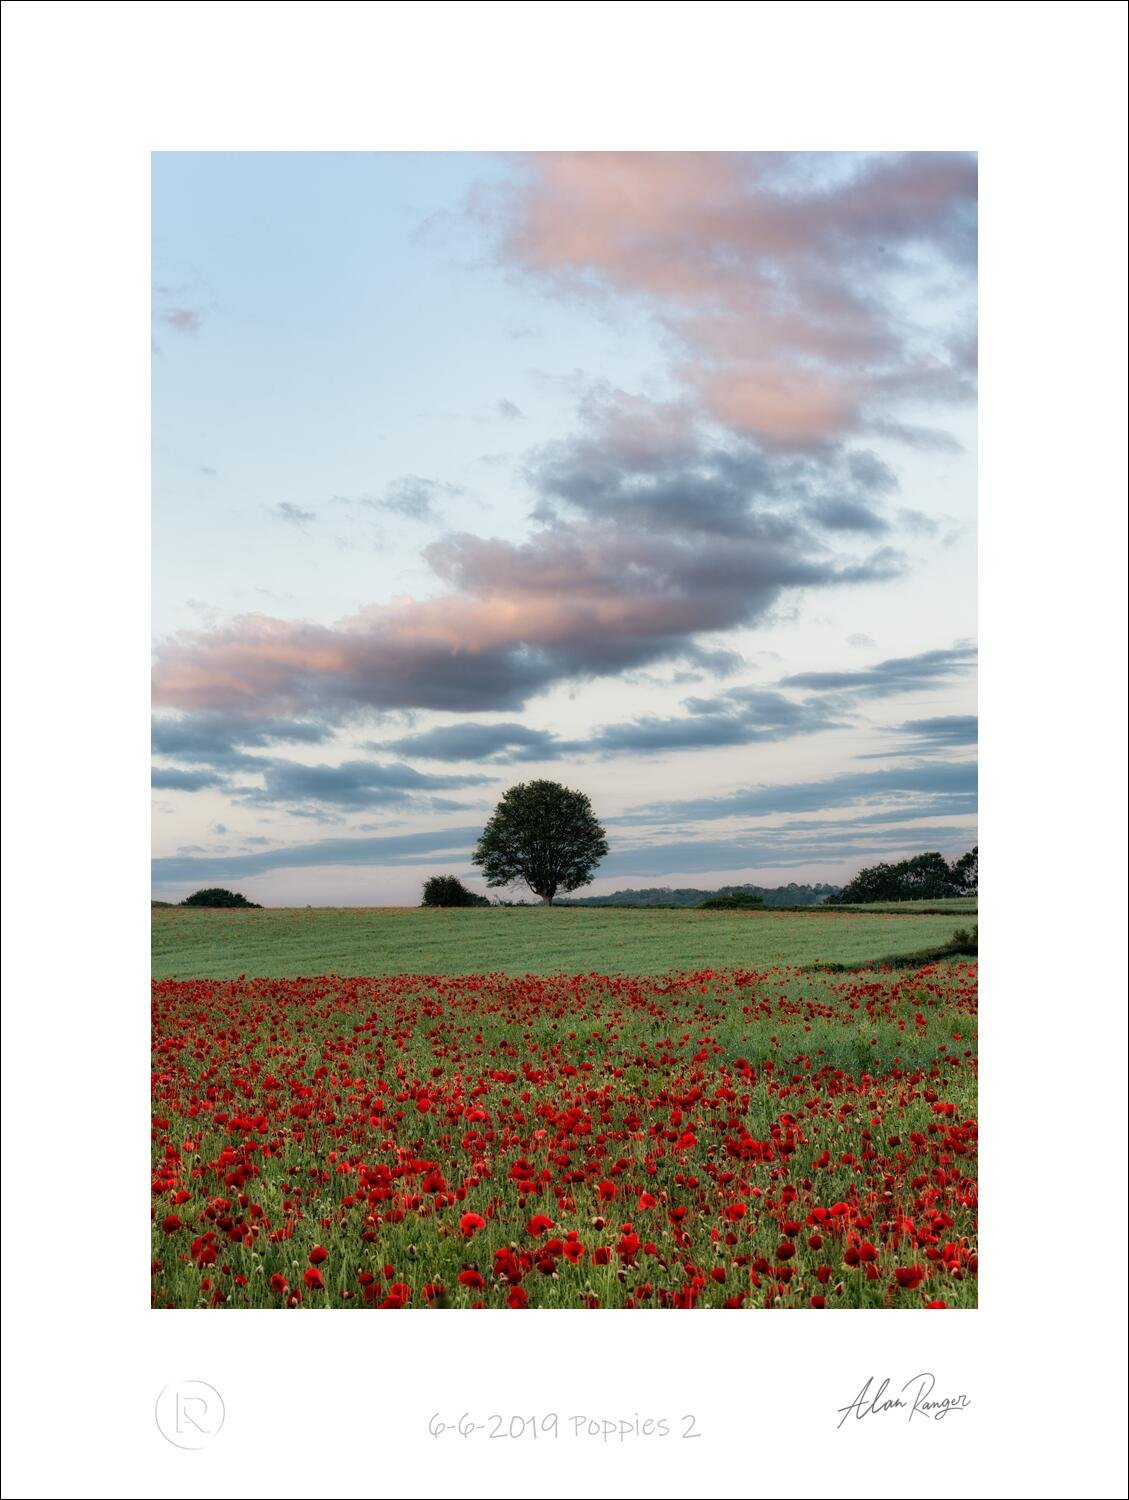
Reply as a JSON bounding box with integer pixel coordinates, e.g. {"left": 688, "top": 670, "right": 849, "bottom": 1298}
{"left": 375, "top": 687, "right": 842, "bottom": 763}
{"left": 378, "top": 721, "right": 559, "bottom": 763}
{"left": 152, "top": 714, "right": 333, "bottom": 772}
{"left": 858, "top": 714, "right": 978, "bottom": 758}
{"left": 485, "top": 152, "right": 976, "bottom": 446}
{"left": 378, "top": 476, "right": 458, "bottom": 523}
{"left": 497, "top": 398, "right": 525, "bottom": 420}
{"left": 151, "top": 766, "right": 226, "bottom": 792}
{"left": 152, "top": 494, "right": 904, "bottom": 718}
{"left": 527, "top": 389, "right": 900, "bottom": 539}
{"left": 161, "top": 307, "right": 204, "bottom": 335}
{"left": 232, "top": 758, "right": 492, "bottom": 813}
{"left": 575, "top": 687, "right": 843, "bottom": 757}
{"left": 150, "top": 156, "right": 972, "bottom": 730}
{"left": 779, "top": 643, "right": 977, "bottom": 697}
{"left": 618, "top": 758, "right": 977, "bottom": 824}
{"left": 274, "top": 502, "right": 316, "bottom": 526}
{"left": 595, "top": 824, "right": 977, "bottom": 878}
{"left": 151, "top": 804, "right": 977, "bottom": 888}
{"left": 152, "top": 826, "right": 486, "bottom": 885}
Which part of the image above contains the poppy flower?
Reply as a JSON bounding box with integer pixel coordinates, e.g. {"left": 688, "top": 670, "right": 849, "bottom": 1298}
{"left": 303, "top": 1268, "right": 324, "bottom": 1291}
{"left": 458, "top": 1269, "right": 485, "bottom": 1291}
{"left": 459, "top": 1212, "right": 486, "bottom": 1238}
{"left": 894, "top": 1266, "right": 926, "bottom": 1290}
{"left": 309, "top": 1246, "right": 329, "bottom": 1266}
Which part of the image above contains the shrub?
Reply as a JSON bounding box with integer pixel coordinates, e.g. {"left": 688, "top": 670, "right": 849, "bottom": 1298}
{"left": 180, "top": 888, "right": 261, "bottom": 908}
{"left": 697, "top": 891, "right": 765, "bottom": 911}
{"left": 421, "top": 874, "right": 491, "bottom": 908}
{"left": 945, "top": 925, "right": 978, "bottom": 955}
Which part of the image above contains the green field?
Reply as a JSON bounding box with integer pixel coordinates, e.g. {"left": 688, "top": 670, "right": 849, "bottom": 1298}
{"left": 151, "top": 902, "right": 976, "bottom": 979}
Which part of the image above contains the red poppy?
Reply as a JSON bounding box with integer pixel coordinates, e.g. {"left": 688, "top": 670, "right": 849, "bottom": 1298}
{"left": 309, "top": 1246, "right": 329, "bottom": 1266}
{"left": 303, "top": 1268, "right": 324, "bottom": 1291}
{"left": 459, "top": 1212, "right": 486, "bottom": 1238}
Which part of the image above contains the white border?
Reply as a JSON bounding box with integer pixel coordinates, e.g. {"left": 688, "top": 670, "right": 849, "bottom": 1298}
{"left": 2, "top": 3, "right": 1127, "bottom": 1497}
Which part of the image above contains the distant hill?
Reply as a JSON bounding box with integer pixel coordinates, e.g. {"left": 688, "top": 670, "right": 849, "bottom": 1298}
{"left": 557, "top": 882, "right": 840, "bottom": 908}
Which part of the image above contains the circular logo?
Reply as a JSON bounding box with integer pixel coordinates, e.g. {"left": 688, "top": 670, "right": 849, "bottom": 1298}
{"left": 155, "top": 1380, "right": 225, "bottom": 1449}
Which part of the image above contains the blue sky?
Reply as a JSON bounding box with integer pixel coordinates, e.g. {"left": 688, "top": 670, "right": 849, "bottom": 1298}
{"left": 152, "top": 151, "right": 976, "bottom": 903}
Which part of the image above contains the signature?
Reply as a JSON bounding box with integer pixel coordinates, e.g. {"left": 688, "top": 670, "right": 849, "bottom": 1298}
{"left": 837, "top": 1373, "right": 971, "bottom": 1429}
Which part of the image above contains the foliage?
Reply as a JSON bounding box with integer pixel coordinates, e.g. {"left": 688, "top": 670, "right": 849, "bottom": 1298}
{"left": 697, "top": 891, "right": 766, "bottom": 910}
{"left": 472, "top": 780, "right": 609, "bottom": 905}
{"left": 559, "top": 881, "right": 839, "bottom": 908}
{"left": 828, "top": 847, "right": 977, "bottom": 905}
{"left": 421, "top": 874, "right": 491, "bottom": 908}
{"left": 180, "top": 887, "right": 260, "bottom": 909}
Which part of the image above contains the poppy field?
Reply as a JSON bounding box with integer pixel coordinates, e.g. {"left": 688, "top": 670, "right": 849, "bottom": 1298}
{"left": 152, "top": 959, "right": 977, "bottom": 1309}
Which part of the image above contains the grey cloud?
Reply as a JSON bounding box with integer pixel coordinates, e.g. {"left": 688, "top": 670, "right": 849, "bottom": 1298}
{"left": 779, "top": 643, "right": 977, "bottom": 697}
{"left": 233, "top": 758, "right": 493, "bottom": 813}
{"left": 497, "top": 399, "right": 525, "bottom": 420}
{"left": 578, "top": 687, "right": 843, "bottom": 756}
{"left": 864, "top": 419, "right": 964, "bottom": 454}
{"left": 152, "top": 826, "right": 486, "bottom": 885}
{"left": 378, "top": 721, "right": 559, "bottom": 763}
{"left": 151, "top": 766, "right": 225, "bottom": 792}
{"left": 528, "top": 398, "right": 900, "bottom": 541}
{"left": 152, "top": 714, "right": 333, "bottom": 772}
{"left": 379, "top": 475, "right": 459, "bottom": 522}
{"left": 151, "top": 811, "right": 977, "bottom": 889}
{"left": 153, "top": 395, "right": 921, "bottom": 722}
{"left": 598, "top": 823, "right": 976, "bottom": 878}
{"left": 376, "top": 688, "right": 842, "bottom": 765}
{"left": 274, "top": 502, "right": 316, "bottom": 525}
{"left": 620, "top": 759, "right": 977, "bottom": 824}
{"left": 858, "top": 714, "right": 978, "bottom": 758}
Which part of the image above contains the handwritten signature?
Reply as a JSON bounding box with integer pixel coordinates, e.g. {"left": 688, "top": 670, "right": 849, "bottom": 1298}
{"left": 837, "top": 1373, "right": 971, "bottom": 1429}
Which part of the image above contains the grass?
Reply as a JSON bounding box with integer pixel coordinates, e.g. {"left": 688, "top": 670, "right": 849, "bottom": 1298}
{"left": 152, "top": 903, "right": 976, "bottom": 980}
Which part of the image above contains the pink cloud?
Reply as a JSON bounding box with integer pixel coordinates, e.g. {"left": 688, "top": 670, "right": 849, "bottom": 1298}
{"left": 487, "top": 152, "right": 976, "bottom": 444}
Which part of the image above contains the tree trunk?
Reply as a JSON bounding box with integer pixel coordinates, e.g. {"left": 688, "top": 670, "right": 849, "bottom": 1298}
{"left": 541, "top": 893, "right": 554, "bottom": 905}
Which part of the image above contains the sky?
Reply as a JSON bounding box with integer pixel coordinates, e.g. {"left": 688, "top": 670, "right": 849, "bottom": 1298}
{"left": 151, "top": 151, "right": 977, "bottom": 904}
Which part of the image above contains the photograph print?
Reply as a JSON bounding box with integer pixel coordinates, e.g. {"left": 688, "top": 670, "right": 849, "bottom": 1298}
{"left": 151, "top": 150, "right": 978, "bottom": 1311}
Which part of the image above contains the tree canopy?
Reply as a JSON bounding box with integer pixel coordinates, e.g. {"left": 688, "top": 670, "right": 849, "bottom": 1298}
{"left": 180, "top": 887, "right": 261, "bottom": 908}
{"left": 471, "top": 780, "right": 608, "bottom": 905}
{"left": 421, "top": 874, "right": 491, "bottom": 908}
{"left": 827, "top": 846, "right": 977, "bottom": 904}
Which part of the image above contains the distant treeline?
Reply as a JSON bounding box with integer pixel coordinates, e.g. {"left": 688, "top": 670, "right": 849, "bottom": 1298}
{"left": 827, "top": 848, "right": 977, "bottom": 905}
{"left": 557, "top": 882, "right": 840, "bottom": 908}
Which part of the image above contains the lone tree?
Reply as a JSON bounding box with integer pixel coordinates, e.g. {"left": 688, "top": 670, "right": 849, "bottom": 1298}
{"left": 472, "top": 779, "right": 608, "bottom": 906}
